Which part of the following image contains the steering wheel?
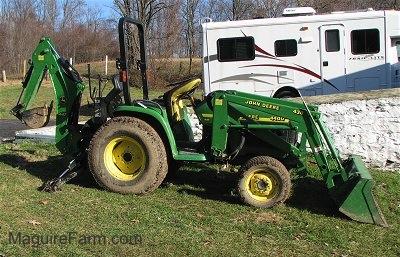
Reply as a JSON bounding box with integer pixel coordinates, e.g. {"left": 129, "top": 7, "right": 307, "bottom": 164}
{"left": 181, "top": 84, "right": 199, "bottom": 106}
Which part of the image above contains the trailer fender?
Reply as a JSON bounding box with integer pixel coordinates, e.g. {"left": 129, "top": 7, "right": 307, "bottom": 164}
{"left": 272, "top": 86, "right": 301, "bottom": 98}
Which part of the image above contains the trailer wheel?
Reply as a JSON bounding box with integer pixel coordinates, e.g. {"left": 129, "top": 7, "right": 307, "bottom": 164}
{"left": 238, "top": 156, "right": 291, "bottom": 208}
{"left": 274, "top": 90, "right": 300, "bottom": 98}
{"left": 273, "top": 90, "right": 299, "bottom": 145}
{"left": 88, "top": 116, "right": 168, "bottom": 194}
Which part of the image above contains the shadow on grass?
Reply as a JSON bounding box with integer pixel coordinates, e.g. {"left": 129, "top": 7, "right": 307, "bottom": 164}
{"left": 166, "top": 164, "right": 347, "bottom": 220}
{"left": 163, "top": 164, "right": 241, "bottom": 205}
{"left": 0, "top": 153, "right": 98, "bottom": 190}
{"left": 0, "top": 152, "right": 348, "bottom": 220}
{"left": 287, "top": 177, "right": 347, "bottom": 219}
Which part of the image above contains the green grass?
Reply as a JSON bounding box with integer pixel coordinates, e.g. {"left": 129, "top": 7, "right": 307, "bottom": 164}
{"left": 0, "top": 141, "right": 399, "bottom": 256}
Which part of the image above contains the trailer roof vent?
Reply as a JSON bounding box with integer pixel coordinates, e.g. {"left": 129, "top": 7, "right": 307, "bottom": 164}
{"left": 282, "top": 7, "right": 316, "bottom": 17}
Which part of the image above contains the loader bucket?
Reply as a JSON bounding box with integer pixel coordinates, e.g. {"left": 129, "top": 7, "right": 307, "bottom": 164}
{"left": 330, "top": 155, "right": 388, "bottom": 227}
{"left": 21, "top": 102, "right": 53, "bottom": 129}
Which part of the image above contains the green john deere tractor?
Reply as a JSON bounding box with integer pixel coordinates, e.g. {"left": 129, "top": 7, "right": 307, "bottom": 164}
{"left": 10, "top": 17, "right": 387, "bottom": 226}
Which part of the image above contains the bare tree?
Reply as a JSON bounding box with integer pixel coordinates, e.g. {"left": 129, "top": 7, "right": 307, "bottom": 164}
{"left": 114, "top": 0, "right": 168, "bottom": 36}
{"left": 200, "top": 0, "right": 258, "bottom": 21}
{"left": 182, "top": 0, "right": 200, "bottom": 73}
{"left": 60, "top": 0, "right": 85, "bottom": 29}
{"left": 232, "top": 0, "right": 256, "bottom": 20}
{"left": 150, "top": 0, "right": 181, "bottom": 57}
{"left": 36, "top": 0, "right": 58, "bottom": 29}
{"left": 293, "top": 0, "right": 391, "bottom": 13}
{"left": 2, "top": 0, "right": 44, "bottom": 74}
{"left": 254, "top": 0, "right": 295, "bottom": 18}
{"left": 199, "top": 0, "right": 227, "bottom": 21}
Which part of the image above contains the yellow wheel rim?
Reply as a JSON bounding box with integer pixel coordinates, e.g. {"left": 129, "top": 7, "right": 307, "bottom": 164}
{"left": 104, "top": 136, "right": 146, "bottom": 181}
{"left": 245, "top": 168, "right": 280, "bottom": 202}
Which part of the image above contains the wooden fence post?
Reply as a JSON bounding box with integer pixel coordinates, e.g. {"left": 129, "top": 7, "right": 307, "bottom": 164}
{"left": 23, "top": 59, "right": 27, "bottom": 78}
{"left": 105, "top": 55, "right": 108, "bottom": 76}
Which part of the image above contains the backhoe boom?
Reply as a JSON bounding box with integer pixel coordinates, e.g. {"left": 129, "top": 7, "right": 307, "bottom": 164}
{"left": 11, "top": 37, "right": 85, "bottom": 154}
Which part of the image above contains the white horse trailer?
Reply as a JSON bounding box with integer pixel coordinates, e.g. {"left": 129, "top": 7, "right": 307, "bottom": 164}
{"left": 201, "top": 8, "right": 400, "bottom": 97}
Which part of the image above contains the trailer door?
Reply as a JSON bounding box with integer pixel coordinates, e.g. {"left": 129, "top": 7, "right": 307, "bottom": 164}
{"left": 320, "top": 25, "right": 346, "bottom": 94}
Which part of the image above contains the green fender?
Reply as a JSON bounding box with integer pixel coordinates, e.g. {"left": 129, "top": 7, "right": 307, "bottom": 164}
{"left": 114, "top": 105, "right": 179, "bottom": 158}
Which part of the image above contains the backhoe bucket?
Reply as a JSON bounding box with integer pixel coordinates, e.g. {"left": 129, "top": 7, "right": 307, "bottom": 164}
{"left": 21, "top": 102, "right": 53, "bottom": 129}
{"left": 330, "top": 155, "right": 388, "bottom": 227}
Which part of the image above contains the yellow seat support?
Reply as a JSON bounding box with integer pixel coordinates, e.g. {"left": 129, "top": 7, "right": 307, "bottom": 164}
{"left": 165, "top": 78, "right": 201, "bottom": 122}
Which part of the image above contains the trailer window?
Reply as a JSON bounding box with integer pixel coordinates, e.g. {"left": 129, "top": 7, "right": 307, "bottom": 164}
{"left": 275, "top": 39, "right": 297, "bottom": 57}
{"left": 396, "top": 41, "right": 400, "bottom": 61}
{"left": 325, "top": 29, "right": 340, "bottom": 52}
{"left": 351, "top": 29, "right": 380, "bottom": 54}
{"left": 217, "top": 37, "right": 255, "bottom": 62}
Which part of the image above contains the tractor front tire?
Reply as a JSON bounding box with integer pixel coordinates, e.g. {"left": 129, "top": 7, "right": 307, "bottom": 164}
{"left": 88, "top": 116, "right": 168, "bottom": 194}
{"left": 238, "top": 156, "right": 291, "bottom": 208}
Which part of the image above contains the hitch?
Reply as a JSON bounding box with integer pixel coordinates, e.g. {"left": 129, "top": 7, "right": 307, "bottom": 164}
{"left": 41, "top": 153, "right": 85, "bottom": 192}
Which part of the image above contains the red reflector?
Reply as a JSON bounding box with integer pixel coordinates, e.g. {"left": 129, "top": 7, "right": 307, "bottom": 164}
{"left": 121, "top": 71, "right": 127, "bottom": 82}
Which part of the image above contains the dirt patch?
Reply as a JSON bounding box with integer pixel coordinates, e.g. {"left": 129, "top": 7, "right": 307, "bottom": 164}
{"left": 254, "top": 212, "right": 284, "bottom": 223}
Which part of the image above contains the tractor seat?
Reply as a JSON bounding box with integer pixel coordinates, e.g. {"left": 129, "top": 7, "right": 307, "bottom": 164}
{"left": 163, "top": 78, "right": 201, "bottom": 122}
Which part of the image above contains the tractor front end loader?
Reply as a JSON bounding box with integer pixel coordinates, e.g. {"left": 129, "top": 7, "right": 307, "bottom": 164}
{"left": 10, "top": 17, "right": 387, "bottom": 226}
{"left": 191, "top": 90, "right": 387, "bottom": 226}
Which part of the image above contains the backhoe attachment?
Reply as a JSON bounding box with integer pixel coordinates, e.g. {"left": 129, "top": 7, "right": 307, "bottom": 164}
{"left": 10, "top": 37, "right": 85, "bottom": 154}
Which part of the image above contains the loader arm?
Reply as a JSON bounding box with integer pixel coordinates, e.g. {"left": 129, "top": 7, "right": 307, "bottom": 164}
{"left": 195, "top": 90, "right": 387, "bottom": 226}
{"left": 10, "top": 37, "right": 85, "bottom": 154}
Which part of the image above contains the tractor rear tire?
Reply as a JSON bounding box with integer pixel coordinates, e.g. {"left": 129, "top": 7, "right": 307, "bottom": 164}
{"left": 238, "top": 156, "right": 291, "bottom": 208}
{"left": 88, "top": 116, "right": 168, "bottom": 194}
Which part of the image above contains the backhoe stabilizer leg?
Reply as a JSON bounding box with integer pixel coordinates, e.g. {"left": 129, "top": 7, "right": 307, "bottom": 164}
{"left": 329, "top": 155, "right": 388, "bottom": 227}
{"left": 41, "top": 153, "right": 85, "bottom": 192}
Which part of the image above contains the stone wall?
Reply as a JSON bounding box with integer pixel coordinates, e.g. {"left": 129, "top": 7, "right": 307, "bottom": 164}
{"left": 318, "top": 97, "right": 400, "bottom": 170}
